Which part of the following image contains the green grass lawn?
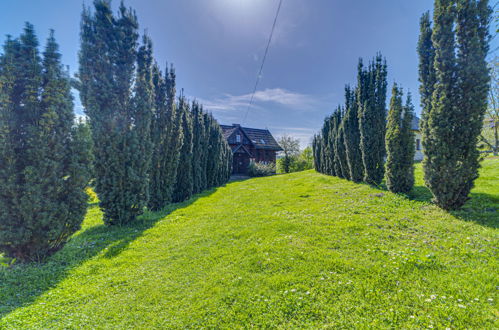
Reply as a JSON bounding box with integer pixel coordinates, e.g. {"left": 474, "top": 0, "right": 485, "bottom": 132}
{"left": 1, "top": 159, "right": 497, "bottom": 328}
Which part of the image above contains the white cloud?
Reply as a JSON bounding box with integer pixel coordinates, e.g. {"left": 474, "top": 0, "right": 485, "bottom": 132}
{"left": 271, "top": 126, "right": 317, "bottom": 149}
{"left": 200, "top": 88, "right": 320, "bottom": 112}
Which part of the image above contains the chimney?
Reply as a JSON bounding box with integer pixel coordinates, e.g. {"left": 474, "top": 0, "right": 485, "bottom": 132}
{"left": 232, "top": 123, "right": 241, "bottom": 127}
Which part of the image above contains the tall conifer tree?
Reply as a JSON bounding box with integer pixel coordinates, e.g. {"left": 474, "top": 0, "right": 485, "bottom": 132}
{"left": 357, "top": 55, "right": 388, "bottom": 185}
{"left": 173, "top": 96, "right": 193, "bottom": 202}
{"left": 0, "top": 26, "right": 91, "bottom": 261}
{"left": 418, "top": 11, "right": 436, "bottom": 138}
{"left": 343, "top": 85, "right": 364, "bottom": 182}
{"left": 385, "top": 85, "right": 415, "bottom": 193}
{"left": 78, "top": 1, "right": 154, "bottom": 224}
{"left": 333, "top": 108, "right": 349, "bottom": 179}
{"left": 191, "top": 101, "right": 206, "bottom": 194}
{"left": 420, "top": 0, "right": 491, "bottom": 209}
{"left": 149, "top": 64, "right": 182, "bottom": 210}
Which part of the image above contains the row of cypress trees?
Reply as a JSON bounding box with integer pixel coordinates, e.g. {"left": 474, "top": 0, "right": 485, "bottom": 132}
{"left": 0, "top": 1, "right": 232, "bottom": 261}
{"left": 314, "top": 54, "right": 414, "bottom": 193}
{"left": 418, "top": 0, "right": 491, "bottom": 210}
{"left": 314, "top": 0, "right": 491, "bottom": 209}
{"left": 79, "top": 1, "right": 232, "bottom": 225}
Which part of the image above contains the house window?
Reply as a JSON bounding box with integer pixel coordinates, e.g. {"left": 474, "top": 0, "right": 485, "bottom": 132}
{"left": 236, "top": 134, "right": 241, "bottom": 143}
{"left": 416, "top": 139, "right": 421, "bottom": 151}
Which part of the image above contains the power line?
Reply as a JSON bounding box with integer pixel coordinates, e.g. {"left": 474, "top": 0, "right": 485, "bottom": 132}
{"left": 242, "top": 0, "right": 283, "bottom": 125}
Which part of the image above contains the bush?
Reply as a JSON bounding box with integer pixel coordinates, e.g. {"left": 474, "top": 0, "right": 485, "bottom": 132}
{"left": 248, "top": 161, "right": 276, "bottom": 177}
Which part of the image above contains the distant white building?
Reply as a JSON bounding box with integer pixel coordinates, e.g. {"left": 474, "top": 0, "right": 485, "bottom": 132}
{"left": 412, "top": 116, "right": 423, "bottom": 161}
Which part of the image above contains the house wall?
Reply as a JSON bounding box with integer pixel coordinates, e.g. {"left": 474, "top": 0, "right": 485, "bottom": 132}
{"left": 253, "top": 149, "right": 277, "bottom": 164}
{"left": 414, "top": 130, "right": 424, "bottom": 161}
{"left": 226, "top": 128, "right": 252, "bottom": 146}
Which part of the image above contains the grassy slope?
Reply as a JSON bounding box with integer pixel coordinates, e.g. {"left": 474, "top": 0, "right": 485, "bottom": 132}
{"left": 0, "top": 160, "right": 497, "bottom": 328}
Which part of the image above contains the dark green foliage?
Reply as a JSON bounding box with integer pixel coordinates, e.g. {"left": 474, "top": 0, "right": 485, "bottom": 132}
{"left": 204, "top": 112, "right": 232, "bottom": 187}
{"left": 418, "top": 11, "right": 436, "bottom": 137}
{"left": 173, "top": 96, "right": 194, "bottom": 202}
{"left": 191, "top": 101, "right": 206, "bottom": 194}
{"left": 343, "top": 85, "right": 364, "bottom": 182}
{"left": 420, "top": 0, "right": 491, "bottom": 210}
{"left": 357, "top": 55, "right": 388, "bottom": 185}
{"left": 314, "top": 55, "right": 387, "bottom": 185}
{"left": 333, "top": 108, "right": 349, "bottom": 180}
{"left": 78, "top": 1, "right": 154, "bottom": 225}
{"left": 385, "top": 85, "right": 415, "bottom": 194}
{"left": 312, "top": 135, "right": 322, "bottom": 171}
{"left": 0, "top": 26, "right": 91, "bottom": 262}
{"left": 148, "top": 64, "right": 182, "bottom": 211}
{"left": 321, "top": 116, "right": 336, "bottom": 175}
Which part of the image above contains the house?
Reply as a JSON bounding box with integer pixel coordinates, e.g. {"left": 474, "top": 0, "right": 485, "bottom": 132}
{"left": 220, "top": 124, "right": 282, "bottom": 175}
{"left": 412, "top": 116, "right": 423, "bottom": 161}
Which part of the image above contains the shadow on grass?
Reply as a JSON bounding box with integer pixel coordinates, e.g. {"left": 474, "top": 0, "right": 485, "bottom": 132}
{"left": 409, "top": 184, "right": 498, "bottom": 229}
{"left": 343, "top": 173, "right": 498, "bottom": 229}
{"left": 0, "top": 189, "right": 216, "bottom": 319}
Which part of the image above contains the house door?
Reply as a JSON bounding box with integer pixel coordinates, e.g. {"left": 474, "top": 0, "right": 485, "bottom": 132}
{"left": 233, "top": 153, "right": 249, "bottom": 174}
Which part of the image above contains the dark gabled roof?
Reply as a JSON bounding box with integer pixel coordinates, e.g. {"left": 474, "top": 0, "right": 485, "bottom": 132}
{"left": 221, "top": 126, "right": 237, "bottom": 139}
{"left": 232, "top": 144, "right": 253, "bottom": 156}
{"left": 220, "top": 124, "right": 282, "bottom": 151}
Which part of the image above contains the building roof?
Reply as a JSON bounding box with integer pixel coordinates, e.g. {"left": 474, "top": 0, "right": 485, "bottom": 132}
{"left": 220, "top": 124, "right": 282, "bottom": 151}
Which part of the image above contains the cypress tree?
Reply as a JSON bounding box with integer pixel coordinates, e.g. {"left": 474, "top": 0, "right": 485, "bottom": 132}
{"left": 418, "top": 11, "right": 436, "bottom": 137}
{"left": 322, "top": 115, "right": 336, "bottom": 176}
{"left": 129, "top": 34, "right": 154, "bottom": 213}
{"left": 191, "top": 101, "right": 206, "bottom": 193}
{"left": 333, "top": 107, "right": 349, "bottom": 179}
{"left": 78, "top": 1, "right": 154, "bottom": 224}
{"left": 0, "top": 26, "right": 91, "bottom": 261}
{"left": 358, "top": 55, "right": 388, "bottom": 185}
{"left": 204, "top": 112, "right": 231, "bottom": 188}
{"left": 421, "top": 0, "right": 491, "bottom": 209}
{"left": 163, "top": 66, "right": 183, "bottom": 202}
{"left": 148, "top": 64, "right": 182, "bottom": 210}
{"left": 343, "top": 85, "right": 364, "bottom": 182}
{"left": 385, "top": 85, "right": 415, "bottom": 194}
{"left": 148, "top": 64, "right": 168, "bottom": 210}
{"left": 173, "top": 96, "right": 193, "bottom": 202}
{"left": 204, "top": 113, "right": 218, "bottom": 187}
{"left": 312, "top": 134, "right": 322, "bottom": 172}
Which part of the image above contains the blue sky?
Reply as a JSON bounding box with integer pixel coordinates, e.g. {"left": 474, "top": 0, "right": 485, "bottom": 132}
{"left": 1, "top": 0, "right": 497, "bottom": 147}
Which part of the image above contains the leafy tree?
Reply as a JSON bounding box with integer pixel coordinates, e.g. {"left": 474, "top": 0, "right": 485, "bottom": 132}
{"left": 357, "top": 55, "right": 388, "bottom": 185}
{"left": 420, "top": 0, "right": 491, "bottom": 210}
{"left": 343, "top": 85, "right": 364, "bottom": 182}
{"left": 278, "top": 135, "right": 300, "bottom": 173}
{"left": 0, "top": 26, "right": 91, "bottom": 261}
{"left": 277, "top": 146, "right": 313, "bottom": 173}
{"left": 298, "top": 146, "right": 314, "bottom": 170}
{"left": 385, "top": 85, "right": 415, "bottom": 194}
{"left": 78, "top": 1, "right": 154, "bottom": 224}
